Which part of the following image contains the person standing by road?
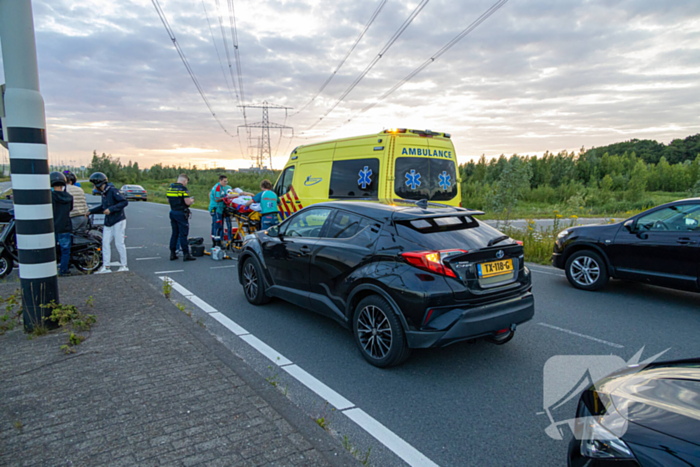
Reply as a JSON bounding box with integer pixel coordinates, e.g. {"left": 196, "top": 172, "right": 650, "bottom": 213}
{"left": 209, "top": 175, "right": 252, "bottom": 247}
{"left": 167, "top": 174, "right": 196, "bottom": 262}
{"left": 246, "top": 179, "right": 279, "bottom": 230}
{"left": 65, "top": 172, "right": 88, "bottom": 231}
{"left": 50, "top": 172, "right": 73, "bottom": 276}
{"left": 87, "top": 172, "right": 129, "bottom": 274}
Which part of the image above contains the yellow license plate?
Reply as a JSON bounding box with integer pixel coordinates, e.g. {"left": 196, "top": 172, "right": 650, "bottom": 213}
{"left": 478, "top": 259, "right": 513, "bottom": 278}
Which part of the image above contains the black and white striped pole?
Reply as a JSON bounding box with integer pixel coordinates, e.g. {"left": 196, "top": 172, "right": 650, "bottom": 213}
{"left": 0, "top": 0, "right": 59, "bottom": 330}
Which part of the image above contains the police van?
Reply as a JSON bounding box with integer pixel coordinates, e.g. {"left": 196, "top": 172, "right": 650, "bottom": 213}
{"left": 273, "top": 128, "right": 461, "bottom": 217}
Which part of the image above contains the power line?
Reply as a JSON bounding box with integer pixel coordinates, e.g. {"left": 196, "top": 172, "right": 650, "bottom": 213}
{"left": 290, "top": 0, "right": 388, "bottom": 118}
{"left": 306, "top": 0, "right": 430, "bottom": 131}
{"left": 212, "top": 0, "right": 241, "bottom": 104}
{"left": 226, "top": 0, "right": 249, "bottom": 128}
{"left": 201, "top": 0, "right": 235, "bottom": 101}
{"left": 151, "top": 0, "right": 235, "bottom": 138}
{"left": 320, "top": 0, "right": 510, "bottom": 135}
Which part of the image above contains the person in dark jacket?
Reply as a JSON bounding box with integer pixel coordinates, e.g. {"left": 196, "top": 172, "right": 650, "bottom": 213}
{"left": 51, "top": 172, "right": 73, "bottom": 276}
{"left": 86, "top": 172, "right": 129, "bottom": 274}
{"left": 167, "top": 174, "right": 196, "bottom": 261}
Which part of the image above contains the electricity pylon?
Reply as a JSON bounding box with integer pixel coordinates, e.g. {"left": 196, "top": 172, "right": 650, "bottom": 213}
{"left": 238, "top": 101, "right": 293, "bottom": 169}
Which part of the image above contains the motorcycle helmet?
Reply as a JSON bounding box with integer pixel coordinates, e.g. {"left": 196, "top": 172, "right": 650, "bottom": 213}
{"left": 50, "top": 171, "right": 67, "bottom": 187}
{"left": 89, "top": 172, "right": 108, "bottom": 189}
{"left": 67, "top": 172, "right": 77, "bottom": 185}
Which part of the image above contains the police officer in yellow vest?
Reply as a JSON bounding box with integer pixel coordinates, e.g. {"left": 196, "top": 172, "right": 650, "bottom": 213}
{"left": 167, "top": 174, "right": 196, "bottom": 261}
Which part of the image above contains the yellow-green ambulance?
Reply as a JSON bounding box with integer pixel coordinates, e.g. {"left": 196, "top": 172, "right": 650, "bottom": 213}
{"left": 273, "top": 128, "right": 461, "bottom": 217}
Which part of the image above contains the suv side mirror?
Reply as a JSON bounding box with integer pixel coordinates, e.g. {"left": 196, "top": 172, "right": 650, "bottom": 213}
{"left": 267, "top": 225, "right": 280, "bottom": 237}
{"left": 623, "top": 219, "right": 635, "bottom": 232}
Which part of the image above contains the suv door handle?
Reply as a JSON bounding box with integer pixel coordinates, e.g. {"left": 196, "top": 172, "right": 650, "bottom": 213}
{"left": 677, "top": 237, "right": 696, "bottom": 245}
{"left": 299, "top": 245, "right": 312, "bottom": 255}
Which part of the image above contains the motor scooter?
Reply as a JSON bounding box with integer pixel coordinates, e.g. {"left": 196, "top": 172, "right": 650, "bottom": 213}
{"left": 0, "top": 201, "right": 103, "bottom": 278}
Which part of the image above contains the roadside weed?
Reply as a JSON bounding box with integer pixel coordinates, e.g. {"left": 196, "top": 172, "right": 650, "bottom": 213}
{"left": 162, "top": 278, "right": 173, "bottom": 299}
{"left": 42, "top": 301, "right": 97, "bottom": 353}
{"left": 315, "top": 416, "right": 327, "bottom": 429}
{"left": 0, "top": 289, "right": 22, "bottom": 335}
{"left": 342, "top": 435, "right": 372, "bottom": 466}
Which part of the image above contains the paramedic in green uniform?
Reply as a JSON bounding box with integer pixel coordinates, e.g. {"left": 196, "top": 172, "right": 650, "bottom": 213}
{"left": 247, "top": 179, "right": 279, "bottom": 230}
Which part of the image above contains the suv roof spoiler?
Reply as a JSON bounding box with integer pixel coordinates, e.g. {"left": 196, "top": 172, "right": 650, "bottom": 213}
{"left": 386, "top": 199, "right": 485, "bottom": 221}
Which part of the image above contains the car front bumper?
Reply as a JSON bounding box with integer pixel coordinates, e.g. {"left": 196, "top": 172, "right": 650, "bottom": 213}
{"left": 405, "top": 293, "right": 535, "bottom": 348}
{"left": 552, "top": 252, "right": 565, "bottom": 269}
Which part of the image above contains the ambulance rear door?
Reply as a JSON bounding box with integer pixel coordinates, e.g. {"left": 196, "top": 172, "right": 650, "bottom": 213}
{"left": 329, "top": 135, "right": 383, "bottom": 201}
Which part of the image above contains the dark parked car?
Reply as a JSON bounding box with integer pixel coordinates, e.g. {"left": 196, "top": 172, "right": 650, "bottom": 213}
{"left": 237, "top": 200, "right": 534, "bottom": 367}
{"left": 119, "top": 184, "right": 147, "bottom": 201}
{"left": 553, "top": 198, "right": 700, "bottom": 291}
{"left": 568, "top": 359, "right": 700, "bottom": 467}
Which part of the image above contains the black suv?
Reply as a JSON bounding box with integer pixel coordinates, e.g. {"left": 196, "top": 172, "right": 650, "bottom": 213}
{"left": 237, "top": 200, "right": 534, "bottom": 367}
{"left": 553, "top": 198, "right": 700, "bottom": 292}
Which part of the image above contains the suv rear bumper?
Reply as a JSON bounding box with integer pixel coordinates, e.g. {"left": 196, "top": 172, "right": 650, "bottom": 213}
{"left": 405, "top": 293, "right": 535, "bottom": 348}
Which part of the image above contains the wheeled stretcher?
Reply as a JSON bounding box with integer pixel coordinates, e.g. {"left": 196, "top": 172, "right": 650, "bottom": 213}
{"left": 222, "top": 204, "right": 262, "bottom": 251}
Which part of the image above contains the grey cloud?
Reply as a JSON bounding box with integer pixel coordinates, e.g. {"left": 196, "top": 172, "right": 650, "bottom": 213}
{"left": 1, "top": 0, "right": 698, "bottom": 167}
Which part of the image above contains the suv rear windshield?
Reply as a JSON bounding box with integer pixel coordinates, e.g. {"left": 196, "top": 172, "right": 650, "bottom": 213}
{"left": 396, "top": 216, "right": 502, "bottom": 250}
{"left": 394, "top": 157, "right": 458, "bottom": 201}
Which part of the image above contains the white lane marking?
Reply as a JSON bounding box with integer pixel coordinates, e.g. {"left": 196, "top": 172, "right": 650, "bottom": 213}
{"left": 343, "top": 408, "right": 439, "bottom": 467}
{"left": 538, "top": 322, "right": 624, "bottom": 349}
{"left": 239, "top": 334, "right": 292, "bottom": 366}
{"left": 136, "top": 257, "right": 161, "bottom": 261}
{"left": 210, "top": 265, "right": 237, "bottom": 269}
{"left": 126, "top": 246, "right": 144, "bottom": 250}
{"left": 210, "top": 312, "right": 249, "bottom": 336}
{"left": 154, "top": 270, "right": 184, "bottom": 274}
{"left": 160, "top": 277, "right": 441, "bottom": 467}
{"left": 283, "top": 365, "right": 354, "bottom": 411}
{"left": 189, "top": 295, "right": 217, "bottom": 313}
{"left": 164, "top": 279, "right": 194, "bottom": 299}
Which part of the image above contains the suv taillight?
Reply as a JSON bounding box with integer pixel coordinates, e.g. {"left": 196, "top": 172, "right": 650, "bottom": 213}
{"left": 401, "top": 249, "right": 467, "bottom": 278}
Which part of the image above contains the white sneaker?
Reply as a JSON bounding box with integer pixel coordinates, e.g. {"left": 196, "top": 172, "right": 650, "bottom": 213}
{"left": 117, "top": 266, "right": 129, "bottom": 272}
{"left": 95, "top": 267, "right": 111, "bottom": 274}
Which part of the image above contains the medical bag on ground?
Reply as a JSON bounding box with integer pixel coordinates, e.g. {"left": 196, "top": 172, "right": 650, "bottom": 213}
{"left": 210, "top": 246, "right": 224, "bottom": 261}
{"left": 188, "top": 237, "right": 204, "bottom": 246}
{"left": 191, "top": 245, "right": 205, "bottom": 257}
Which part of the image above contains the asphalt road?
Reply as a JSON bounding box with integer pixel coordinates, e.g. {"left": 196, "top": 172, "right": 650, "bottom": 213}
{"left": 3, "top": 199, "right": 699, "bottom": 466}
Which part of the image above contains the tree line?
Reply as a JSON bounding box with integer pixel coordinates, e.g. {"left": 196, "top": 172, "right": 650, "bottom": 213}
{"left": 460, "top": 133, "right": 700, "bottom": 219}
{"left": 86, "top": 151, "right": 277, "bottom": 193}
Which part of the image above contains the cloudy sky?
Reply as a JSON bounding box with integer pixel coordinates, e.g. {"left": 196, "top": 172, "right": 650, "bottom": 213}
{"left": 1, "top": 0, "right": 699, "bottom": 169}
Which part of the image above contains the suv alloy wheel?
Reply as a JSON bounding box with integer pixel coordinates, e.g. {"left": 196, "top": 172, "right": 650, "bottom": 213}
{"left": 242, "top": 257, "right": 270, "bottom": 305}
{"left": 352, "top": 295, "right": 410, "bottom": 368}
{"left": 565, "top": 250, "right": 609, "bottom": 291}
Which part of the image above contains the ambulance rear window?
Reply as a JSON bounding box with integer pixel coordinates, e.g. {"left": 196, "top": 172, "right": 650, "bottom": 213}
{"left": 329, "top": 159, "right": 380, "bottom": 199}
{"left": 394, "top": 157, "right": 458, "bottom": 201}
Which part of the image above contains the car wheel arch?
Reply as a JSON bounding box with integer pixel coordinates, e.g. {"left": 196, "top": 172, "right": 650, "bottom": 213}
{"left": 238, "top": 251, "right": 270, "bottom": 287}
{"left": 345, "top": 284, "right": 410, "bottom": 333}
{"left": 562, "top": 243, "right": 613, "bottom": 276}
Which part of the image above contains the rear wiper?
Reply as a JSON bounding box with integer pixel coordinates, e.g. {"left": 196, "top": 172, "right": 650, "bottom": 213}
{"left": 488, "top": 235, "right": 510, "bottom": 247}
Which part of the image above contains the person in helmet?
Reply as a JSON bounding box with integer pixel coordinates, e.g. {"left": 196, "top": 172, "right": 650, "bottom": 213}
{"left": 51, "top": 172, "right": 74, "bottom": 276}
{"left": 86, "top": 172, "right": 129, "bottom": 274}
{"left": 65, "top": 172, "right": 88, "bottom": 231}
